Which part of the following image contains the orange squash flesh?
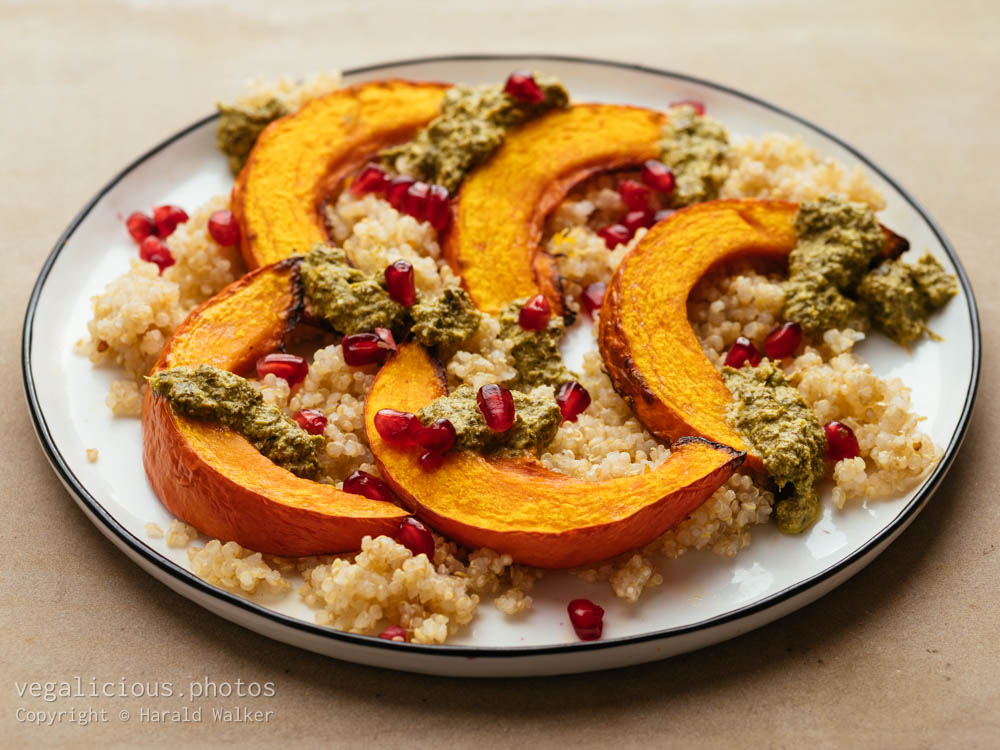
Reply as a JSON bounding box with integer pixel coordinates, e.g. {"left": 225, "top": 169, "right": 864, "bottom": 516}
{"left": 445, "top": 104, "right": 667, "bottom": 315}
{"left": 599, "top": 200, "right": 801, "bottom": 473}
{"left": 232, "top": 80, "right": 449, "bottom": 269}
{"left": 142, "top": 261, "right": 409, "bottom": 556}
{"left": 365, "top": 343, "right": 744, "bottom": 568}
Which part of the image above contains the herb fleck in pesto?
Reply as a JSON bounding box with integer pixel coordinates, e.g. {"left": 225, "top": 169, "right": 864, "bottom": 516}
{"left": 149, "top": 365, "right": 322, "bottom": 478}
{"left": 380, "top": 76, "right": 570, "bottom": 193}
{"left": 217, "top": 98, "right": 289, "bottom": 175}
{"left": 722, "top": 361, "right": 827, "bottom": 534}
{"left": 411, "top": 287, "right": 481, "bottom": 349}
{"left": 418, "top": 385, "right": 561, "bottom": 455}
{"left": 659, "top": 104, "right": 731, "bottom": 206}
{"left": 498, "top": 299, "right": 571, "bottom": 388}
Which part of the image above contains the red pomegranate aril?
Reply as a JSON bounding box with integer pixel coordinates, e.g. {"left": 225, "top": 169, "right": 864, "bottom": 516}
{"left": 139, "top": 236, "right": 175, "bottom": 273}
{"left": 343, "top": 470, "right": 399, "bottom": 505}
{"left": 581, "top": 282, "right": 606, "bottom": 318}
{"left": 255, "top": 352, "right": 308, "bottom": 386}
{"left": 623, "top": 209, "right": 653, "bottom": 235}
{"left": 350, "top": 162, "right": 390, "bottom": 197}
{"left": 418, "top": 450, "right": 444, "bottom": 471}
{"left": 374, "top": 327, "right": 397, "bottom": 352}
{"left": 556, "top": 381, "right": 591, "bottom": 422}
{"left": 477, "top": 384, "right": 516, "bottom": 432}
{"left": 641, "top": 160, "right": 676, "bottom": 195}
{"left": 152, "top": 204, "right": 189, "bottom": 238}
{"left": 378, "top": 625, "right": 408, "bottom": 642}
{"left": 567, "top": 598, "right": 604, "bottom": 641}
{"left": 504, "top": 70, "right": 545, "bottom": 104}
{"left": 670, "top": 99, "right": 706, "bottom": 115}
{"left": 386, "top": 176, "right": 415, "bottom": 210}
{"left": 653, "top": 208, "right": 675, "bottom": 223}
{"left": 293, "top": 409, "right": 327, "bottom": 435}
{"left": 125, "top": 211, "right": 156, "bottom": 243}
{"left": 618, "top": 179, "right": 652, "bottom": 212}
{"left": 518, "top": 294, "right": 551, "bottom": 331}
{"left": 825, "top": 421, "right": 860, "bottom": 462}
{"left": 374, "top": 408, "right": 422, "bottom": 445}
{"left": 207, "top": 209, "right": 241, "bottom": 247}
{"left": 404, "top": 181, "right": 430, "bottom": 222}
{"left": 396, "top": 517, "right": 435, "bottom": 558}
{"left": 413, "top": 419, "right": 457, "bottom": 454}
{"left": 426, "top": 184, "right": 451, "bottom": 232}
{"left": 597, "top": 224, "right": 630, "bottom": 249}
{"left": 384, "top": 259, "right": 417, "bottom": 307}
{"left": 724, "top": 337, "right": 762, "bottom": 369}
{"left": 763, "top": 322, "right": 803, "bottom": 360}
{"left": 342, "top": 332, "right": 391, "bottom": 367}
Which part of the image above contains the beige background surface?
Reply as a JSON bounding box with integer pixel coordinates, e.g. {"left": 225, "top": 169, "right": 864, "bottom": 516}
{"left": 3, "top": 0, "right": 998, "bottom": 747}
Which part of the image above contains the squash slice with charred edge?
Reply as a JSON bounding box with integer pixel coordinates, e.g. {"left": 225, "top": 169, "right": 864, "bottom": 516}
{"left": 232, "top": 80, "right": 449, "bottom": 269}
{"left": 142, "top": 260, "right": 409, "bottom": 556}
{"left": 444, "top": 104, "right": 666, "bottom": 316}
{"left": 364, "top": 343, "right": 744, "bottom": 568}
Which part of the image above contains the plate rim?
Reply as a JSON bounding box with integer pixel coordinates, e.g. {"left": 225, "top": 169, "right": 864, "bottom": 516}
{"left": 21, "top": 53, "right": 982, "bottom": 661}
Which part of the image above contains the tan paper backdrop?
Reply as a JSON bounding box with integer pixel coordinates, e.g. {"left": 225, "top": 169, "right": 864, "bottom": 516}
{"left": 3, "top": 1, "right": 997, "bottom": 747}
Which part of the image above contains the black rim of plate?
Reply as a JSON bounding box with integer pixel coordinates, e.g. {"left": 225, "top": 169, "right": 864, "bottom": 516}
{"left": 22, "top": 54, "right": 982, "bottom": 662}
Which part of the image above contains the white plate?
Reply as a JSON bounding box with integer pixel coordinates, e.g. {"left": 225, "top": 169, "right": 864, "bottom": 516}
{"left": 22, "top": 55, "right": 980, "bottom": 677}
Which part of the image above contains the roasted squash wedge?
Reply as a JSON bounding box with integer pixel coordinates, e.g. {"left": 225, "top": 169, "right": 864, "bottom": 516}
{"left": 142, "top": 260, "right": 409, "bottom": 556}
{"left": 445, "top": 104, "right": 666, "bottom": 315}
{"left": 232, "top": 80, "right": 449, "bottom": 269}
{"left": 364, "top": 343, "right": 744, "bottom": 568}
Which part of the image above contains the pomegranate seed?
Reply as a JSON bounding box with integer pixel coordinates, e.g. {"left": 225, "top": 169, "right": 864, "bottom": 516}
{"left": 426, "top": 184, "right": 451, "bottom": 232}
{"left": 418, "top": 450, "right": 444, "bottom": 471}
{"left": 825, "top": 421, "right": 860, "bottom": 462}
{"left": 504, "top": 70, "right": 545, "bottom": 104}
{"left": 378, "top": 625, "right": 408, "bottom": 642}
{"left": 623, "top": 210, "right": 653, "bottom": 235}
{"left": 350, "top": 162, "right": 390, "bottom": 197}
{"left": 670, "top": 99, "right": 706, "bottom": 115}
{"left": 567, "top": 598, "right": 604, "bottom": 641}
{"left": 413, "top": 419, "right": 456, "bottom": 454}
{"left": 386, "top": 176, "right": 415, "bottom": 210}
{"left": 342, "top": 332, "right": 391, "bottom": 367}
{"left": 653, "top": 208, "right": 675, "bottom": 223}
{"left": 343, "top": 470, "right": 399, "bottom": 505}
{"left": 518, "top": 294, "right": 551, "bottom": 331}
{"left": 293, "top": 409, "right": 327, "bottom": 435}
{"left": 641, "top": 160, "right": 676, "bottom": 195}
{"left": 724, "top": 337, "right": 762, "bottom": 369}
{"left": 763, "top": 322, "right": 803, "bottom": 360}
{"left": 125, "top": 211, "right": 156, "bottom": 243}
{"left": 139, "top": 236, "right": 175, "bottom": 273}
{"left": 598, "top": 224, "right": 630, "bottom": 249}
{"left": 556, "top": 381, "right": 591, "bottom": 422}
{"left": 618, "top": 179, "right": 652, "bottom": 212}
{"left": 477, "top": 384, "right": 516, "bottom": 432}
{"left": 384, "top": 260, "right": 417, "bottom": 307}
{"left": 581, "top": 282, "right": 606, "bottom": 318}
{"left": 152, "top": 204, "right": 189, "bottom": 238}
{"left": 396, "top": 517, "right": 435, "bottom": 558}
{"left": 404, "top": 181, "right": 430, "bottom": 222}
{"left": 374, "top": 408, "right": 422, "bottom": 446}
{"left": 374, "top": 327, "right": 397, "bottom": 353}
{"left": 255, "top": 352, "right": 308, "bottom": 386}
{"left": 207, "top": 209, "right": 240, "bottom": 246}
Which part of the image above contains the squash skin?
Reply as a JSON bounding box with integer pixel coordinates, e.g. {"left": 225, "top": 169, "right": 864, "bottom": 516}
{"left": 364, "top": 343, "right": 744, "bottom": 568}
{"left": 444, "top": 104, "right": 667, "bottom": 316}
{"left": 142, "top": 261, "right": 409, "bottom": 556}
{"left": 232, "top": 80, "right": 449, "bottom": 269}
{"left": 598, "top": 200, "right": 802, "bottom": 473}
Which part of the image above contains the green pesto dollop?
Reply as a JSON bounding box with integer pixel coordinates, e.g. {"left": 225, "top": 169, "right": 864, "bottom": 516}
{"left": 498, "top": 299, "right": 572, "bottom": 388}
{"left": 783, "top": 196, "right": 885, "bottom": 335}
{"left": 300, "top": 246, "right": 408, "bottom": 335}
{"left": 858, "top": 252, "right": 957, "bottom": 345}
{"left": 411, "top": 287, "right": 481, "bottom": 349}
{"left": 379, "top": 76, "right": 570, "bottom": 193}
{"left": 149, "top": 365, "right": 322, "bottom": 478}
{"left": 418, "top": 385, "right": 561, "bottom": 455}
{"left": 722, "top": 361, "right": 827, "bottom": 534}
{"left": 216, "top": 98, "right": 289, "bottom": 175}
{"left": 658, "top": 104, "right": 731, "bottom": 206}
